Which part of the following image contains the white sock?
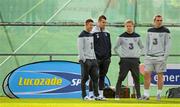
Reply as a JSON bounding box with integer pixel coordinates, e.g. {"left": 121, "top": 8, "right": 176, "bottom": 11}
{"left": 144, "top": 89, "right": 149, "bottom": 97}
{"left": 157, "top": 90, "right": 162, "bottom": 96}
{"left": 99, "top": 90, "right": 103, "bottom": 97}
{"left": 89, "top": 91, "right": 94, "bottom": 97}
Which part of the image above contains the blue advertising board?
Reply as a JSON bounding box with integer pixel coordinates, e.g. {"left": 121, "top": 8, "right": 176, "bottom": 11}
{"left": 3, "top": 61, "right": 110, "bottom": 98}
{"left": 128, "top": 64, "right": 180, "bottom": 86}
{"left": 151, "top": 69, "right": 180, "bottom": 85}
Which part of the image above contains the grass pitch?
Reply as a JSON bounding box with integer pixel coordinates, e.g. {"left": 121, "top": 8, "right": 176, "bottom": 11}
{"left": 0, "top": 97, "right": 180, "bottom": 107}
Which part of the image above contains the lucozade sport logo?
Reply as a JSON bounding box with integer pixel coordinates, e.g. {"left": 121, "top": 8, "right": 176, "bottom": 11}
{"left": 3, "top": 61, "right": 110, "bottom": 98}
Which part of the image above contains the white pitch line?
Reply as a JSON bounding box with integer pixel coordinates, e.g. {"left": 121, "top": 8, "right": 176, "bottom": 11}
{"left": 0, "top": 0, "right": 72, "bottom": 67}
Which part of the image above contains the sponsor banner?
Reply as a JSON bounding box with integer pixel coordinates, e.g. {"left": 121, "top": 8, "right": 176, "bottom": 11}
{"left": 3, "top": 61, "right": 110, "bottom": 98}
{"left": 128, "top": 64, "right": 180, "bottom": 86}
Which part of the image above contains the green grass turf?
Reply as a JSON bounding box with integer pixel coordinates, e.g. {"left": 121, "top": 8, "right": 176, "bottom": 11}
{"left": 1, "top": 97, "right": 180, "bottom": 107}
{"left": 1, "top": 97, "right": 180, "bottom": 104}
